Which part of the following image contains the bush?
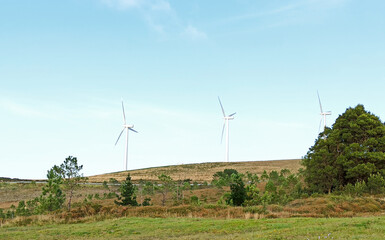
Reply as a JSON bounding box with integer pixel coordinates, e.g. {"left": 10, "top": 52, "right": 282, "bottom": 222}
{"left": 190, "top": 196, "right": 200, "bottom": 206}
{"left": 367, "top": 173, "right": 385, "bottom": 194}
{"left": 142, "top": 198, "right": 152, "bottom": 206}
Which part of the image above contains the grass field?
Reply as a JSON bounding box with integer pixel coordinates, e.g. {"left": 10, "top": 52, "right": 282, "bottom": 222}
{"left": 2, "top": 216, "right": 385, "bottom": 239}
{"left": 88, "top": 159, "right": 302, "bottom": 183}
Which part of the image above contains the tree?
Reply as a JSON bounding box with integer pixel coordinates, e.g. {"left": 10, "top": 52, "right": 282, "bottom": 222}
{"left": 56, "top": 156, "right": 87, "bottom": 210}
{"left": 158, "top": 174, "right": 174, "bottom": 206}
{"left": 367, "top": 173, "right": 385, "bottom": 194}
{"left": 260, "top": 170, "right": 269, "bottom": 182}
{"left": 303, "top": 105, "right": 385, "bottom": 193}
{"left": 245, "top": 171, "right": 260, "bottom": 185}
{"left": 39, "top": 167, "right": 66, "bottom": 212}
{"left": 115, "top": 174, "right": 138, "bottom": 206}
{"left": 212, "top": 169, "right": 238, "bottom": 187}
{"left": 228, "top": 173, "right": 246, "bottom": 206}
{"left": 173, "top": 179, "right": 188, "bottom": 204}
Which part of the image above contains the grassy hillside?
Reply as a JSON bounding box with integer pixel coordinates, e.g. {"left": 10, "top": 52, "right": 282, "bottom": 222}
{"left": 0, "top": 159, "right": 301, "bottom": 209}
{"left": 88, "top": 159, "right": 302, "bottom": 183}
{"left": 2, "top": 216, "right": 385, "bottom": 239}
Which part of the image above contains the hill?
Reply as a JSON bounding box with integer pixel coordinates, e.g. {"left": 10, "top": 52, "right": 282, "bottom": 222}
{"left": 88, "top": 159, "right": 302, "bottom": 183}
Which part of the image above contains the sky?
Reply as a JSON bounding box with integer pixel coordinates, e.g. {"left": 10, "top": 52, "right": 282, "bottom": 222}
{"left": 1, "top": 0, "right": 385, "bottom": 179}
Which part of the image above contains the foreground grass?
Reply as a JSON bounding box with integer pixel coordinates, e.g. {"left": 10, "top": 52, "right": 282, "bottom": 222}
{"left": 2, "top": 216, "right": 385, "bottom": 239}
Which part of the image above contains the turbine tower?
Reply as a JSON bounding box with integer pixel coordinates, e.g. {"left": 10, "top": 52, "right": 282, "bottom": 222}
{"left": 218, "top": 97, "right": 236, "bottom": 162}
{"left": 115, "top": 100, "right": 138, "bottom": 171}
{"left": 317, "top": 91, "right": 331, "bottom": 133}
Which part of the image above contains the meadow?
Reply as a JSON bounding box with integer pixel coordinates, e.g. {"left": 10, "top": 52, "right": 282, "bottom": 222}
{"left": 2, "top": 216, "right": 385, "bottom": 239}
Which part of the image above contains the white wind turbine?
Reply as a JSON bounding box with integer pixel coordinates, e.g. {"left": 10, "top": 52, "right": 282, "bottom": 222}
{"left": 115, "top": 100, "right": 138, "bottom": 171}
{"left": 218, "top": 97, "right": 236, "bottom": 162}
{"left": 317, "top": 91, "right": 331, "bottom": 134}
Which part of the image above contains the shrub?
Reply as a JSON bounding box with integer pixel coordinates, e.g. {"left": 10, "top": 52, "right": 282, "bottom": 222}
{"left": 367, "top": 173, "right": 385, "bottom": 194}
{"left": 142, "top": 198, "right": 151, "bottom": 206}
{"left": 190, "top": 195, "right": 200, "bottom": 206}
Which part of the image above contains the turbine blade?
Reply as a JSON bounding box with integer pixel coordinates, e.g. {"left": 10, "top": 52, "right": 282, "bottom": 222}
{"left": 115, "top": 128, "right": 125, "bottom": 146}
{"left": 218, "top": 96, "right": 226, "bottom": 117}
{"left": 129, "top": 128, "right": 138, "bottom": 133}
{"left": 317, "top": 91, "right": 323, "bottom": 113}
{"left": 318, "top": 117, "right": 323, "bottom": 133}
{"left": 221, "top": 121, "right": 225, "bottom": 144}
{"left": 229, "top": 112, "right": 236, "bottom": 117}
{"left": 121, "top": 100, "right": 126, "bottom": 124}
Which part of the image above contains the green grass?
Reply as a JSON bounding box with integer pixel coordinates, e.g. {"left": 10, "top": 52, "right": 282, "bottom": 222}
{"left": 2, "top": 216, "right": 385, "bottom": 239}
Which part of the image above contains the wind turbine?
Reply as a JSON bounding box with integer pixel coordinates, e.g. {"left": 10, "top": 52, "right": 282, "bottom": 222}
{"left": 115, "top": 100, "right": 138, "bottom": 171}
{"left": 218, "top": 97, "right": 236, "bottom": 162}
{"left": 317, "top": 91, "right": 331, "bottom": 133}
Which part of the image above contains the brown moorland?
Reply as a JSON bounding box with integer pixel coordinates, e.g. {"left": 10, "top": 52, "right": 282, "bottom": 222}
{"left": 0, "top": 160, "right": 301, "bottom": 209}
{"left": 88, "top": 159, "right": 302, "bottom": 183}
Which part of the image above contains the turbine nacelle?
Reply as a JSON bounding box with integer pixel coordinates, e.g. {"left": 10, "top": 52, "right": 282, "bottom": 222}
{"left": 224, "top": 116, "right": 235, "bottom": 120}
{"left": 124, "top": 124, "right": 134, "bottom": 128}
{"left": 321, "top": 111, "right": 332, "bottom": 116}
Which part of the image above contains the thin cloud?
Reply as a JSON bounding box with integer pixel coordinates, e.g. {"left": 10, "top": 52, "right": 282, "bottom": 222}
{"left": 101, "top": 0, "right": 143, "bottom": 10}
{"left": 101, "top": 0, "right": 205, "bottom": 40}
{"left": 144, "top": 15, "right": 165, "bottom": 34}
{"left": 182, "top": 25, "right": 207, "bottom": 40}
{"left": 101, "top": 0, "right": 176, "bottom": 36}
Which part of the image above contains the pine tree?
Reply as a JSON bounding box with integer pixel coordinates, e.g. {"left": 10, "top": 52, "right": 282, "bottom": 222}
{"left": 57, "top": 156, "right": 86, "bottom": 210}
{"left": 303, "top": 104, "right": 385, "bottom": 193}
{"left": 39, "top": 167, "right": 66, "bottom": 212}
{"left": 228, "top": 173, "right": 246, "bottom": 206}
{"left": 115, "top": 174, "right": 138, "bottom": 206}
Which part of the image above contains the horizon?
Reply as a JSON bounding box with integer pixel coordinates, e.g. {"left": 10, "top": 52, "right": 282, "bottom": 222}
{"left": 1, "top": 0, "right": 385, "bottom": 179}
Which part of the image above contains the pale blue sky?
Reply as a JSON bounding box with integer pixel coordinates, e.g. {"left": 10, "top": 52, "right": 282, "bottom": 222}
{"left": 1, "top": 0, "right": 384, "bottom": 179}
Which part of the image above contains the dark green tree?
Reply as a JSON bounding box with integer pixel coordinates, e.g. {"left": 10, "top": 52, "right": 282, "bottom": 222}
{"left": 115, "top": 174, "right": 138, "bottom": 206}
{"left": 39, "top": 167, "right": 66, "bottom": 212}
{"left": 228, "top": 173, "right": 246, "bottom": 206}
{"left": 303, "top": 104, "right": 385, "bottom": 193}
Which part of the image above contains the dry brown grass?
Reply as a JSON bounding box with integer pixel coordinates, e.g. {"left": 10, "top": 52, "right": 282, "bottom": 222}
{"left": 0, "top": 159, "right": 301, "bottom": 208}
{"left": 88, "top": 159, "right": 302, "bottom": 183}
{"left": 0, "top": 183, "right": 118, "bottom": 209}
{"left": 10, "top": 195, "right": 385, "bottom": 226}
